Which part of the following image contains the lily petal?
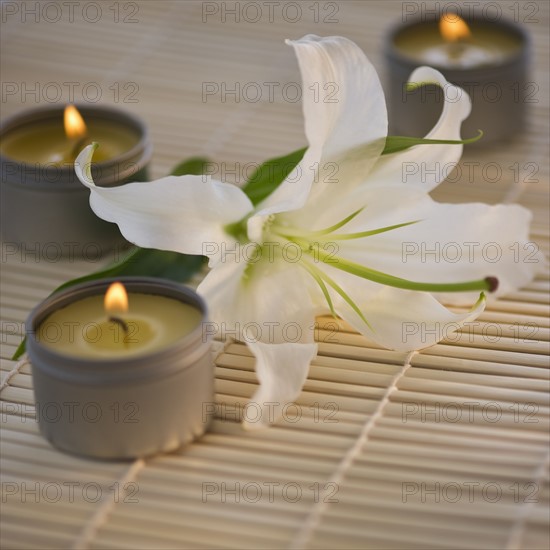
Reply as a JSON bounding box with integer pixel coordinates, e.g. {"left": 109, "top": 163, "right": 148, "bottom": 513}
{"left": 75, "top": 144, "right": 253, "bottom": 263}
{"left": 198, "top": 258, "right": 320, "bottom": 429}
{"left": 197, "top": 256, "right": 320, "bottom": 344}
{"left": 255, "top": 35, "right": 387, "bottom": 218}
{"left": 367, "top": 66, "right": 472, "bottom": 192}
{"left": 243, "top": 341, "right": 317, "bottom": 430}
{"left": 331, "top": 187, "right": 543, "bottom": 305}
{"left": 337, "top": 286, "right": 486, "bottom": 352}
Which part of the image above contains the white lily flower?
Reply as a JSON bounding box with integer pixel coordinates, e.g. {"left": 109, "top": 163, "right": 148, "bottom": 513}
{"left": 76, "top": 35, "right": 542, "bottom": 429}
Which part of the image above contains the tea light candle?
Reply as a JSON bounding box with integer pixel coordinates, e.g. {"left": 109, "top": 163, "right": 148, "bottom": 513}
{"left": 393, "top": 16, "right": 523, "bottom": 69}
{"left": 1, "top": 105, "right": 137, "bottom": 165}
{"left": 38, "top": 281, "right": 202, "bottom": 358}
{"left": 26, "top": 277, "right": 213, "bottom": 459}
{"left": 385, "top": 13, "right": 529, "bottom": 144}
{"left": 0, "top": 105, "right": 152, "bottom": 256}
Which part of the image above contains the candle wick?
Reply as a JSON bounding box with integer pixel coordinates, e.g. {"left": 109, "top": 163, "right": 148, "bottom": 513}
{"left": 109, "top": 316, "right": 129, "bottom": 334}
{"left": 448, "top": 40, "right": 468, "bottom": 59}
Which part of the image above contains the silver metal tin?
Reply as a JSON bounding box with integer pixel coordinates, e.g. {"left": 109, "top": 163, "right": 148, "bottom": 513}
{"left": 1, "top": 105, "right": 152, "bottom": 256}
{"left": 385, "top": 15, "right": 530, "bottom": 145}
{"left": 26, "top": 277, "right": 213, "bottom": 460}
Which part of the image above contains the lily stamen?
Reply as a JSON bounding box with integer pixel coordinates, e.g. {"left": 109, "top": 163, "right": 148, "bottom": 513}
{"left": 300, "top": 259, "right": 372, "bottom": 328}
{"left": 274, "top": 220, "right": 421, "bottom": 242}
{"left": 308, "top": 245, "right": 498, "bottom": 294}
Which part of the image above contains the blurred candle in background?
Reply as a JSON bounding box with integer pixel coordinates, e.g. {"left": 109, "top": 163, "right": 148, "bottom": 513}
{"left": 385, "top": 12, "right": 530, "bottom": 145}
{"left": 0, "top": 104, "right": 152, "bottom": 256}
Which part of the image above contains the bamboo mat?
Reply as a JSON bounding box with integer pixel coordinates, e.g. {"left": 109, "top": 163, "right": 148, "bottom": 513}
{"left": 1, "top": 1, "right": 549, "bottom": 549}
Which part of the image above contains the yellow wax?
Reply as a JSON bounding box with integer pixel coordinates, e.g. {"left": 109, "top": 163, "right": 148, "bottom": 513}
{"left": 37, "top": 293, "right": 202, "bottom": 359}
{"left": 394, "top": 22, "right": 523, "bottom": 68}
{"left": 1, "top": 118, "right": 138, "bottom": 165}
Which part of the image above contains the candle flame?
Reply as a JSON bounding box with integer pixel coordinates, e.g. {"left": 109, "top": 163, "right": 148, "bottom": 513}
{"left": 439, "top": 14, "right": 471, "bottom": 42}
{"left": 104, "top": 282, "right": 128, "bottom": 314}
{"left": 64, "top": 105, "right": 87, "bottom": 139}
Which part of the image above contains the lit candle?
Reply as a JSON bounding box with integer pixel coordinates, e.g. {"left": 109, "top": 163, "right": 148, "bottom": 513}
{"left": 0, "top": 104, "right": 152, "bottom": 256}
{"left": 393, "top": 15, "right": 522, "bottom": 69}
{"left": 37, "top": 281, "right": 202, "bottom": 358}
{"left": 385, "top": 13, "right": 529, "bottom": 144}
{"left": 1, "top": 105, "right": 138, "bottom": 165}
{"left": 26, "top": 277, "right": 213, "bottom": 459}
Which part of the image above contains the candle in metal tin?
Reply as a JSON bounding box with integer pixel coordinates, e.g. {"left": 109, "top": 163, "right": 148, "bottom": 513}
{"left": 0, "top": 105, "right": 152, "bottom": 256}
{"left": 26, "top": 277, "right": 213, "bottom": 459}
{"left": 385, "top": 13, "right": 529, "bottom": 145}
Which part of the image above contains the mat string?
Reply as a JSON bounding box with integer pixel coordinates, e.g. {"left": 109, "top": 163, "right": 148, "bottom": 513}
{"left": 289, "top": 350, "right": 418, "bottom": 550}
{"left": 72, "top": 458, "right": 146, "bottom": 550}
{"left": 0, "top": 355, "right": 29, "bottom": 394}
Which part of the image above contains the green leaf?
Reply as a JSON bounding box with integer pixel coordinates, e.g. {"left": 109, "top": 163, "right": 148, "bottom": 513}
{"left": 242, "top": 147, "right": 307, "bottom": 206}
{"left": 170, "top": 156, "right": 211, "bottom": 177}
{"left": 382, "top": 130, "right": 483, "bottom": 155}
{"left": 115, "top": 248, "right": 205, "bottom": 280}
